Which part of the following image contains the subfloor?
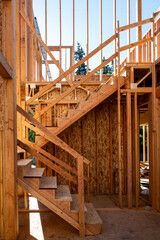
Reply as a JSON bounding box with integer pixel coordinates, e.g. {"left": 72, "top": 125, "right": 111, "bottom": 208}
{"left": 18, "top": 194, "right": 160, "bottom": 240}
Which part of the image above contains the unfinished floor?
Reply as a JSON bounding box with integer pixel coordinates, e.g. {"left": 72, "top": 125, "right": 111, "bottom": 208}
{"left": 18, "top": 195, "right": 160, "bottom": 240}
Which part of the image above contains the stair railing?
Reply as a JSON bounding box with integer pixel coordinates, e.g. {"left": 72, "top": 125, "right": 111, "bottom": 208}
{"left": 17, "top": 104, "right": 90, "bottom": 234}
{"left": 22, "top": 13, "right": 160, "bottom": 121}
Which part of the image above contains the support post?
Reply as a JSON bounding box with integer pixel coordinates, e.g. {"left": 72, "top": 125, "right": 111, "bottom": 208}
{"left": 135, "top": 93, "right": 139, "bottom": 208}
{"left": 117, "top": 20, "right": 122, "bottom": 208}
{"left": 127, "top": 92, "right": 132, "bottom": 208}
{"left": 127, "top": 0, "right": 130, "bottom": 62}
{"left": 113, "top": 0, "right": 116, "bottom": 75}
{"left": 136, "top": 0, "right": 142, "bottom": 62}
{"left": 100, "top": 0, "right": 103, "bottom": 81}
{"left": 151, "top": 13, "right": 157, "bottom": 209}
{"left": 78, "top": 157, "right": 85, "bottom": 237}
{"left": 87, "top": 0, "right": 89, "bottom": 74}
{"left": 45, "top": 0, "right": 47, "bottom": 81}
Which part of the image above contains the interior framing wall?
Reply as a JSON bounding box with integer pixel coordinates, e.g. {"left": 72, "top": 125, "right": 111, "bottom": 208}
{"left": 52, "top": 97, "right": 126, "bottom": 195}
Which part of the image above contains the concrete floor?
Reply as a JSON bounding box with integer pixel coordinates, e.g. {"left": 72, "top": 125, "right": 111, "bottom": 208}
{"left": 18, "top": 195, "right": 160, "bottom": 240}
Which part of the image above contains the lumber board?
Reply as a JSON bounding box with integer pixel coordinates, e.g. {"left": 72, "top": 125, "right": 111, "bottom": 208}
{"left": 26, "top": 35, "right": 116, "bottom": 105}
{"left": 0, "top": 51, "right": 13, "bottom": 78}
{"left": 119, "top": 17, "right": 152, "bottom": 32}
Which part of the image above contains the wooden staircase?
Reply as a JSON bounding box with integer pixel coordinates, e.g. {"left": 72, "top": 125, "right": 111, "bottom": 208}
{"left": 34, "top": 76, "right": 126, "bottom": 148}
{"left": 17, "top": 157, "right": 102, "bottom": 236}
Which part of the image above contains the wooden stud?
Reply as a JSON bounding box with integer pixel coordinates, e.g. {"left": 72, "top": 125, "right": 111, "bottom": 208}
{"left": 127, "top": 92, "right": 132, "bottom": 208}
{"left": 136, "top": 0, "right": 142, "bottom": 62}
{"left": 157, "top": 20, "right": 160, "bottom": 58}
{"left": 113, "top": 0, "right": 116, "bottom": 75}
{"left": 151, "top": 13, "right": 157, "bottom": 209}
{"left": 135, "top": 92, "right": 139, "bottom": 208}
{"left": 143, "top": 126, "right": 146, "bottom": 162}
{"left": 87, "top": 0, "right": 89, "bottom": 74}
{"left": 59, "top": 0, "right": 62, "bottom": 72}
{"left": 100, "top": 0, "right": 103, "bottom": 81}
{"left": 127, "top": 0, "right": 131, "bottom": 62}
{"left": 72, "top": 0, "right": 75, "bottom": 81}
{"left": 78, "top": 157, "right": 85, "bottom": 237}
{"left": 117, "top": 20, "right": 122, "bottom": 208}
{"left": 45, "top": 0, "right": 47, "bottom": 81}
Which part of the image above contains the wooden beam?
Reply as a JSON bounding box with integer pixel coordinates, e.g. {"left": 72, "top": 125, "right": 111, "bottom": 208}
{"left": 127, "top": 0, "right": 130, "bottom": 61}
{"left": 78, "top": 157, "right": 85, "bottom": 237}
{"left": 120, "top": 37, "right": 152, "bottom": 52}
{"left": 143, "top": 126, "right": 146, "bottom": 162}
{"left": 151, "top": 14, "right": 157, "bottom": 209}
{"left": 136, "top": 0, "right": 142, "bottom": 62}
{"left": 117, "top": 20, "right": 122, "bottom": 208}
{"left": 119, "top": 17, "right": 152, "bottom": 32}
{"left": 59, "top": 0, "right": 62, "bottom": 71}
{"left": 100, "top": 0, "right": 103, "bottom": 81}
{"left": 109, "top": 103, "right": 113, "bottom": 194}
{"left": 135, "top": 93, "right": 139, "bottom": 209}
{"left": 45, "top": 0, "right": 47, "bottom": 81}
{"left": 87, "top": 0, "right": 89, "bottom": 74}
{"left": 137, "top": 71, "right": 151, "bottom": 86}
{"left": 120, "top": 87, "right": 152, "bottom": 93}
{"left": 72, "top": 0, "right": 75, "bottom": 80}
{"left": 113, "top": 0, "right": 116, "bottom": 75}
{"left": 127, "top": 92, "right": 132, "bottom": 208}
{"left": 0, "top": 51, "right": 13, "bottom": 78}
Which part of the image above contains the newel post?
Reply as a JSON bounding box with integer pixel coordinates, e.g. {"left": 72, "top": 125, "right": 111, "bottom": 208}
{"left": 78, "top": 156, "right": 85, "bottom": 237}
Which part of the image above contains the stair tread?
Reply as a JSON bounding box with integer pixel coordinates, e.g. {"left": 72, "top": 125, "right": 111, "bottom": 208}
{"left": 24, "top": 168, "right": 45, "bottom": 178}
{"left": 39, "top": 176, "right": 57, "bottom": 189}
{"left": 17, "top": 149, "right": 25, "bottom": 154}
{"left": 70, "top": 194, "right": 87, "bottom": 212}
{"left": 17, "top": 159, "right": 32, "bottom": 167}
{"left": 85, "top": 203, "right": 103, "bottom": 225}
{"left": 55, "top": 185, "right": 72, "bottom": 201}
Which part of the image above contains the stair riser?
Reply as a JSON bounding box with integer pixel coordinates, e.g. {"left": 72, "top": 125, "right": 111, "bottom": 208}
{"left": 17, "top": 152, "right": 25, "bottom": 160}
{"left": 85, "top": 224, "right": 101, "bottom": 236}
{"left": 18, "top": 175, "right": 78, "bottom": 221}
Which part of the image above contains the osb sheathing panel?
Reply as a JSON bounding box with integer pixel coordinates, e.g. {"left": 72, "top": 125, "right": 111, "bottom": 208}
{"left": 55, "top": 129, "right": 69, "bottom": 186}
{"left": 96, "top": 101, "right": 110, "bottom": 194}
{"left": 111, "top": 103, "right": 124, "bottom": 194}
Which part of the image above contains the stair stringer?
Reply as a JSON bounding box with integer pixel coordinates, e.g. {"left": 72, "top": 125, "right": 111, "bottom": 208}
{"left": 18, "top": 176, "right": 93, "bottom": 235}
{"left": 36, "top": 76, "right": 125, "bottom": 147}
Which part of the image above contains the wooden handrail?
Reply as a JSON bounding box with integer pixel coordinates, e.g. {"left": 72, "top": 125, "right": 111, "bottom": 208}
{"left": 26, "top": 34, "right": 116, "bottom": 105}
{"left": 17, "top": 104, "right": 89, "bottom": 165}
{"left": 119, "top": 37, "right": 152, "bottom": 52}
{"left": 17, "top": 139, "right": 77, "bottom": 184}
{"left": 33, "top": 53, "right": 117, "bottom": 118}
{"left": 119, "top": 17, "right": 153, "bottom": 32}
{"left": 21, "top": 137, "right": 89, "bottom": 182}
